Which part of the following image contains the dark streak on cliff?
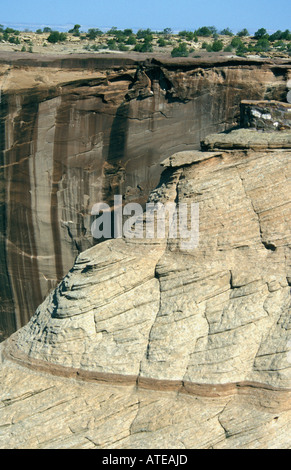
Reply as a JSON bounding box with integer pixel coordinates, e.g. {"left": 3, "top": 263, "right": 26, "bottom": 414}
{"left": 0, "top": 91, "right": 16, "bottom": 341}
{"left": 5, "top": 92, "right": 43, "bottom": 327}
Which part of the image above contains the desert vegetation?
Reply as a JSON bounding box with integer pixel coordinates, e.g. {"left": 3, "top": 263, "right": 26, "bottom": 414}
{"left": 0, "top": 23, "right": 290, "bottom": 58}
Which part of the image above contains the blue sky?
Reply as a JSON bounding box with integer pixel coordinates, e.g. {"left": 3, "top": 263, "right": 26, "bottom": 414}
{"left": 1, "top": 0, "right": 290, "bottom": 33}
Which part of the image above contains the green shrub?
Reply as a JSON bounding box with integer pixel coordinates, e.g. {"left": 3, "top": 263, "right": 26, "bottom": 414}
{"left": 87, "top": 28, "right": 103, "bottom": 40}
{"left": 195, "top": 26, "right": 213, "bottom": 37}
{"left": 212, "top": 40, "right": 223, "bottom": 51}
{"left": 126, "top": 35, "right": 136, "bottom": 45}
{"left": 195, "top": 26, "right": 217, "bottom": 37}
{"left": 8, "top": 36, "right": 20, "bottom": 44}
{"left": 171, "top": 42, "right": 189, "bottom": 57}
{"left": 136, "top": 28, "right": 152, "bottom": 39}
{"left": 282, "top": 29, "right": 291, "bottom": 40}
{"left": 231, "top": 37, "right": 243, "bottom": 48}
{"left": 224, "top": 45, "right": 233, "bottom": 52}
{"left": 236, "top": 43, "right": 248, "bottom": 55}
{"left": 269, "top": 29, "right": 291, "bottom": 41}
{"left": 220, "top": 28, "right": 233, "bottom": 36}
{"left": 273, "top": 40, "right": 286, "bottom": 50}
{"left": 118, "top": 43, "right": 129, "bottom": 51}
{"left": 123, "top": 29, "right": 133, "bottom": 36}
{"left": 47, "top": 31, "right": 67, "bottom": 43}
{"left": 5, "top": 27, "right": 17, "bottom": 34}
{"left": 107, "top": 39, "right": 118, "bottom": 50}
{"left": 178, "top": 31, "right": 195, "bottom": 41}
{"left": 134, "top": 39, "right": 153, "bottom": 52}
{"left": 157, "top": 37, "right": 166, "bottom": 47}
{"left": 254, "top": 37, "right": 271, "bottom": 52}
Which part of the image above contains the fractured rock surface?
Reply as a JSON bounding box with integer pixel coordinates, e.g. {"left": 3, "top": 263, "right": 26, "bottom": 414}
{"left": 1, "top": 352, "right": 291, "bottom": 449}
{"left": 0, "top": 129, "right": 290, "bottom": 448}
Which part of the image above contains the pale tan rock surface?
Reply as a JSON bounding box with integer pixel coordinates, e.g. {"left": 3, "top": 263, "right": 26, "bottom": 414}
{"left": 1, "top": 54, "right": 290, "bottom": 341}
{"left": 1, "top": 349, "right": 291, "bottom": 449}
{"left": 0, "top": 129, "right": 291, "bottom": 448}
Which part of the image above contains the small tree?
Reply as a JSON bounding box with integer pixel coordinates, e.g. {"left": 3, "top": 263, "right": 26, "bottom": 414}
{"left": 220, "top": 28, "right": 233, "bottom": 36}
{"left": 195, "top": 26, "right": 213, "bottom": 37}
{"left": 237, "top": 28, "right": 249, "bottom": 37}
{"left": 69, "top": 24, "right": 81, "bottom": 36}
{"left": 87, "top": 28, "right": 103, "bottom": 40}
{"left": 123, "top": 29, "right": 133, "bottom": 36}
{"left": 162, "top": 27, "right": 172, "bottom": 36}
{"left": 282, "top": 29, "right": 291, "bottom": 40}
{"left": 269, "top": 29, "right": 291, "bottom": 41}
{"left": 254, "top": 28, "right": 268, "bottom": 39}
{"left": 136, "top": 28, "right": 152, "bottom": 39}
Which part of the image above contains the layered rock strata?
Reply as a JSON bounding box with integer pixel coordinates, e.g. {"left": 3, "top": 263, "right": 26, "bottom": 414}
{"left": 4, "top": 127, "right": 291, "bottom": 389}
{"left": 0, "top": 127, "right": 290, "bottom": 448}
{"left": 0, "top": 55, "right": 290, "bottom": 340}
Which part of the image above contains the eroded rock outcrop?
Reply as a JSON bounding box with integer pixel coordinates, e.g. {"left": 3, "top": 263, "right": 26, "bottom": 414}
{"left": 0, "top": 54, "right": 290, "bottom": 340}
{"left": 0, "top": 126, "right": 290, "bottom": 449}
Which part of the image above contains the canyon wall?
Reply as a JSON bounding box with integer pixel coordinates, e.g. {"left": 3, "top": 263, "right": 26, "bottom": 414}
{"left": 0, "top": 54, "right": 290, "bottom": 339}
{"left": 1, "top": 127, "right": 290, "bottom": 449}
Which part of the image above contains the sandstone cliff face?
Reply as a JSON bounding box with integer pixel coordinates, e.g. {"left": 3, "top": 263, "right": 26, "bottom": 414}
{"left": 1, "top": 127, "right": 291, "bottom": 448}
{"left": 0, "top": 55, "right": 290, "bottom": 340}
